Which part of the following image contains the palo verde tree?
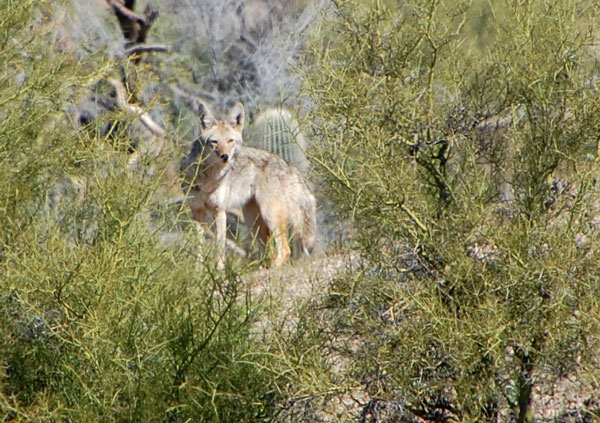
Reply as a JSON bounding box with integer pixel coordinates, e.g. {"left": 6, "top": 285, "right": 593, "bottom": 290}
{"left": 301, "top": 0, "right": 600, "bottom": 421}
{"left": 0, "top": 2, "right": 280, "bottom": 422}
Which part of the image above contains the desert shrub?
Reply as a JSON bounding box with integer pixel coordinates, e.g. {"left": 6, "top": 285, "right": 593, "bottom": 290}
{"left": 300, "top": 0, "right": 600, "bottom": 421}
{"left": 0, "top": 2, "right": 283, "bottom": 422}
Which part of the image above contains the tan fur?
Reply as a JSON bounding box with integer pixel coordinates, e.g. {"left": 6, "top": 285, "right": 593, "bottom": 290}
{"left": 181, "top": 101, "right": 316, "bottom": 268}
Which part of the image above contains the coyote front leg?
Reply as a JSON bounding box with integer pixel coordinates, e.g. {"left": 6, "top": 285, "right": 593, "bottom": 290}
{"left": 215, "top": 208, "right": 227, "bottom": 269}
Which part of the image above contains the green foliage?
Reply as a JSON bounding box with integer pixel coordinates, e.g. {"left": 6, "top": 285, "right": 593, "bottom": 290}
{"left": 4, "top": 0, "right": 600, "bottom": 421}
{"left": 0, "top": 3, "right": 282, "bottom": 422}
{"left": 302, "top": 0, "right": 600, "bottom": 420}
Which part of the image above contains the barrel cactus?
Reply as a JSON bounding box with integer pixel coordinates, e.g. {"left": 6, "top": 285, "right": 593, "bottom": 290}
{"left": 246, "top": 108, "right": 309, "bottom": 173}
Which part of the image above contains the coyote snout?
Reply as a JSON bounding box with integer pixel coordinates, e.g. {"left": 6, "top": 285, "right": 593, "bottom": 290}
{"left": 203, "top": 126, "right": 240, "bottom": 164}
{"left": 181, "top": 101, "right": 317, "bottom": 268}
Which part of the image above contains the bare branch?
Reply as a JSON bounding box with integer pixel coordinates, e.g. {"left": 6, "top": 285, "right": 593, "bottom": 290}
{"left": 136, "top": 5, "right": 159, "bottom": 44}
{"left": 108, "top": 78, "right": 166, "bottom": 137}
{"left": 124, "top": 44, "right": 170, "bottom": 57}
{"left": 106, "top": 0, "right": 159, "bottom": 44}
{"left": 107, "top": 0, "right": 144, "bottom": 42}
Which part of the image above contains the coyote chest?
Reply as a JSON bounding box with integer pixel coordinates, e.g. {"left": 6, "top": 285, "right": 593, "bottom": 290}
{"left": 189, "top": 158, "right": 256, "bottom": 213}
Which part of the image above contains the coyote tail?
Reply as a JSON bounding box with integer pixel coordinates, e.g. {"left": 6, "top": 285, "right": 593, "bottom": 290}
{"left": 299, "top": 193, "right": 317, "bottom": 256}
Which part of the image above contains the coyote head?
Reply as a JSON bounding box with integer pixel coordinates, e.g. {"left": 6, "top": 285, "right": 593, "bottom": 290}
{"left": 197, "top": 102, "right": 245, "bottom": 164}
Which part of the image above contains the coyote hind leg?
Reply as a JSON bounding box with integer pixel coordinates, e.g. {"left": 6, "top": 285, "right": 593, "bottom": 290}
{"left": 245, "top": 200, "right": 291, "bottom": 267}
{"left": 243, "top": 199, "right": 269, "bottom": 251}
{"left": 270, "top": 217, "right": 291, "bottom": 268}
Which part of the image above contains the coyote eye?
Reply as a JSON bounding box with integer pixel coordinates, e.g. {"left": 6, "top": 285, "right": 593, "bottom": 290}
{"left": 227, "top": 139, "right": 235, "bottom": 144}
{"left": 208, "top": 139, "right": 218, "bottom": 146}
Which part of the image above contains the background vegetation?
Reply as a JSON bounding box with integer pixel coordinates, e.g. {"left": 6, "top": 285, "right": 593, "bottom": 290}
{"left": 302, "top": 1, "right": 600, "bottom": 421}
{"left": 2, "top": 0, "right": 600, "bottom": 422}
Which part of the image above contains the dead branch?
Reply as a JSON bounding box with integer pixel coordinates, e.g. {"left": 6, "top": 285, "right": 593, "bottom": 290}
{"left": 106, "top": 0, "right": 159, "bottom": 45}
{"left": 136, "top": 5, "right": 159, "bottom": 44}
{"left": 124, "top": 44, "right": 170, "bottom": 57}
{"left": 108, "top": 78, "right": 166, "bottom": 137}
{"left": 107, "top": 0, "right": 144, "bottom": 42}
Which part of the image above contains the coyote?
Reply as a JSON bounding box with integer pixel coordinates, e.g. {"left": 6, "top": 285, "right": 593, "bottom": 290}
{"left": 181, "top": 101, "right": 317, "bottom": 268}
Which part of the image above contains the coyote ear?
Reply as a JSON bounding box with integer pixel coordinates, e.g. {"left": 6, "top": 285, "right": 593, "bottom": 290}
{"left": 227, "top": 102, "right": 245, "bottom": 130}
{"left": 196, "top": 100, "right": 214, "bottom": 130}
